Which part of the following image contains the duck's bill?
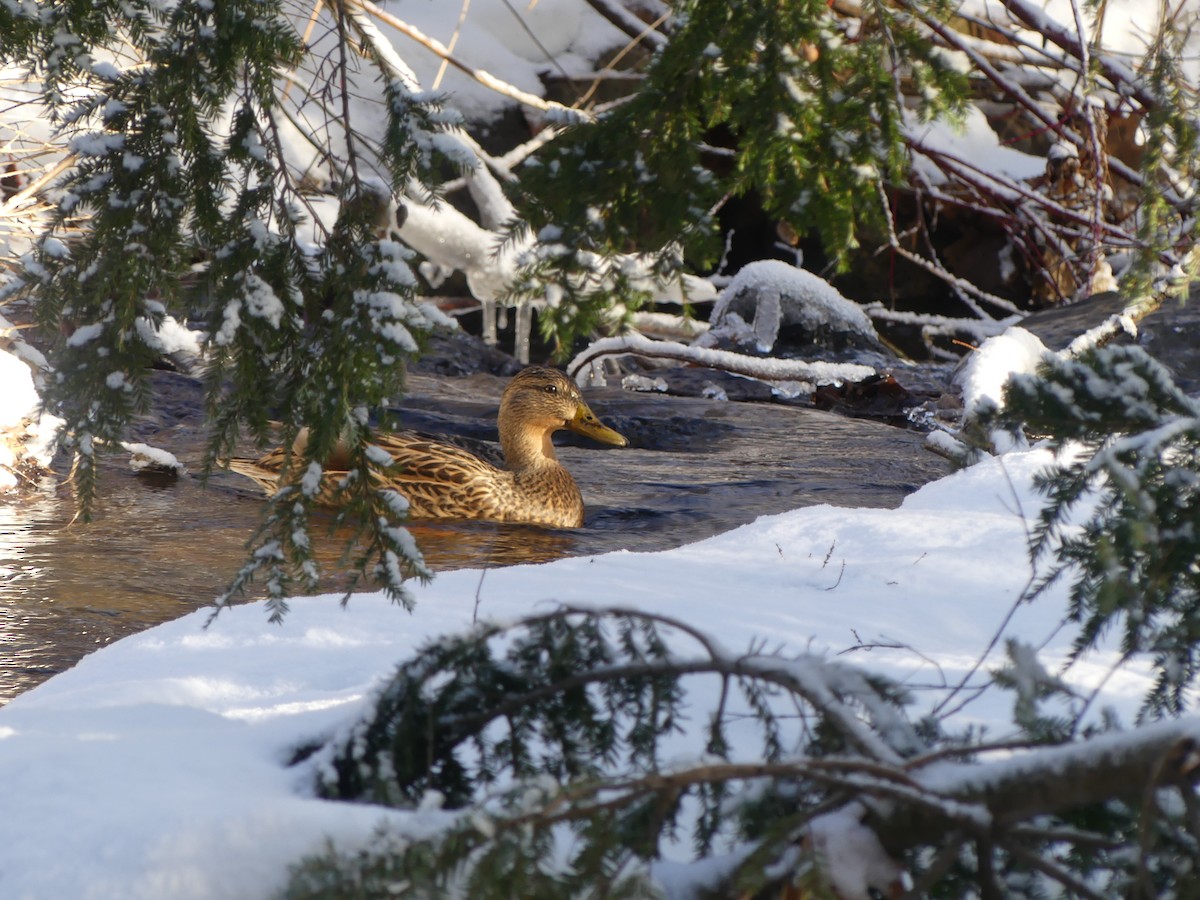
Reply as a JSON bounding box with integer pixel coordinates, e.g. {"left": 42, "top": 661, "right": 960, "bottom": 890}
{"left": 569, "top": 404, "right": 629, "bottom": 447}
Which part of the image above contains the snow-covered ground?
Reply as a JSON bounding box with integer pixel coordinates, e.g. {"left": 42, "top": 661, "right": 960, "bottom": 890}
{"left": 0, "top": 439, "right": 1154, "bottom": 899}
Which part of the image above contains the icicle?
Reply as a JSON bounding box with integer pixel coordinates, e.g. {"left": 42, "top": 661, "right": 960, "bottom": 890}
{"left": 480, "top": 298, "right": 497, "bottom": 346}
{"left": 514, "top": 299, "right": 533, "bottom": 364}
{"left": 752, "top": 285, "right": 783, "bottom": 354}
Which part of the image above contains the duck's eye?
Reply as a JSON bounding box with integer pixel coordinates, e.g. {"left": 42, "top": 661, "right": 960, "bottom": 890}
{"left": 543, "top": 384, "right": 559, "bottom": 394}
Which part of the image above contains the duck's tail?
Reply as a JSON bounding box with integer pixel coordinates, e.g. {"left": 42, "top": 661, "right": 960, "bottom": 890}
{"left": 225, "top": 457, "right": 283, "bottom": 497}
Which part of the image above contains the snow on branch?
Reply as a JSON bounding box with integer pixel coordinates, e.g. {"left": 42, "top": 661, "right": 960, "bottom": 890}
{"left": 581, "top": 0, "right": 668, "bottom": 52}
{"left": 1001, "top": 0, "right": 1190, "bottom": 122}
{"left": 350, "top": 0, "right": 592, "bottom": 123}
{"left": 881, "top": 716, "right": 1200, "bottom": 851}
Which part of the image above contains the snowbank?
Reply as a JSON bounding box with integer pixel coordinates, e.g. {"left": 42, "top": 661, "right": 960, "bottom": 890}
{"left": 0, "top": 447, "right": 1151, "bottom": 898}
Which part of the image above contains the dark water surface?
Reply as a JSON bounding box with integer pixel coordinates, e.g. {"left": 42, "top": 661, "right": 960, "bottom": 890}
{"left": 0, "top": 371, "right": 950, "bottom": 703}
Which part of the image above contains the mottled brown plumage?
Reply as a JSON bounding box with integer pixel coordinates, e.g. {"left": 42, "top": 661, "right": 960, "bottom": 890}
{"left": 226, "top": 367, "right": 628, "bottom": 528}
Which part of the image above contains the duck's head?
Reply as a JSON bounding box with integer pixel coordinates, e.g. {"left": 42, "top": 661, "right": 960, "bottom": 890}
{"left": 499, "top": 367, "right": 628, "bottom": 462}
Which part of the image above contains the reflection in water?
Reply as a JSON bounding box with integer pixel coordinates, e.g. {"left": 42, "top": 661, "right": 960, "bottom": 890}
{"left": 406, "top": 521, "right": 577, "bottom": 570}
{"left": 0, "top": 471, "right": 578, "bottom": 704}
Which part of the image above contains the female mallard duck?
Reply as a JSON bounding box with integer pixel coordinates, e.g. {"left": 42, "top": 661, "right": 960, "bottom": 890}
{"left": 227, "top": 366, "right": 628, "bottom": 528}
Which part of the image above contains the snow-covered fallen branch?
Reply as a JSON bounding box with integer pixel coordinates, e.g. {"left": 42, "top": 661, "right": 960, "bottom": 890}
{"left": 312, "top": 603, "right": 1200, "bottom": 899}
{"left": 878, "top": 714, "right": 1200, "bottom": 853}
{"left": 627, "top": 309, "right": 710, "bottom": 341}
{"left": 862, "top": 304, "right": 1016, "bottom": 346}
{"left": 567, "top": 332, "right": 876, "bottom": 388}
{"left": 1061, "top": 308, "right": 1144, "bottom": 359}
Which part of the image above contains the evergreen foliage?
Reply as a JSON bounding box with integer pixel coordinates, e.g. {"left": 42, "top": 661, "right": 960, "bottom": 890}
{"left": 2, "top": 3, "right": 1199, "bottom": 894}
{"left": 0, "top": 0, "right": 470, "bottom": 614}
{"left": 1125, "top": 3, "right": 1200, "bottom": 301}
{"left": 296, "top": 606, "right": 919, "bottom": 898}
{"left": 507, "top": 0, "right": 966, "bottom": 353}
{"left": 987, "top": 344, "right": 1200, "bottom": 717}
{"left": 284, "top": 605, "right": 1200, "bottom": 897}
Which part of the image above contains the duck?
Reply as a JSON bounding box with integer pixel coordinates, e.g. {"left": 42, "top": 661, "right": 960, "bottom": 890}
{"left": 226, "top": 366, "right": 628, "bottom": 528}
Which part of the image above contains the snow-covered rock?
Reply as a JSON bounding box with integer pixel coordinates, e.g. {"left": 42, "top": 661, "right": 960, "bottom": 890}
{"left": 699, "top": 260, "right": 879, "bottom": 354}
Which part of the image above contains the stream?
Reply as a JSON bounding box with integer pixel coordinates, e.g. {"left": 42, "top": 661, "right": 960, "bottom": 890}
{"left": 0, "top": 368, "right": 950, "bottom": 704}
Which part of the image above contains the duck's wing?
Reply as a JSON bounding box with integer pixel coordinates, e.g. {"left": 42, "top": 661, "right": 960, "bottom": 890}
{"left": 374, "top": 433, "right": 585, "bottom": 526}
{"left": 369, "top": 432, "right": 509, "bottom": 521}
{"left": 372, "top": 432, "right": 499, "bottom": 483}
{"left": 228, "top": 433, "right": 532, "bottom": 523}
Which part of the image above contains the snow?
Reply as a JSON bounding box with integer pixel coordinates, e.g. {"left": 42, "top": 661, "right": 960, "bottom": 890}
{"left": 65, "top": 321, "right": 105, "bottom": 347}
{"left": 808, "top": 806, "right": 910, "bottom": 897}
{"left": 212, "top": 300, "right": 242, "bottom": 347}
{"left": 67, "top": 131, "right": 126, "bottom": 158}
{"left": 0, "top": 345, "right": 58, "bottom": 490}
{"left": 0, "top": 347, "right": 40, "bottom": 430}
{"left": 239, "top": 273, "right": 286, "bottom": 329}
{"left": 570, "top": 331, "right": 876, "bottom": 390}
{"left": 973, "top": 0, "right": 1197, "bottom": 79}
{"left": 0, "top": 0, "right": 1196, "bottom": 894}
{"left": 372, "top": 0, "right": 625, "bottom": 123}
{"left": 397, "top": 196, "right": 525, "bottom": 304}
{"left": 956, "top": 325, "right": 1050, "bottom": 417}
{"left": 135, "top": 313, "right": 203, "bottom": 358}
{"left": 907, "top": 105, "right": 1046, "bottom": 186}
{"left": 121, "top": 441, "right": 184, "bottom": 474}
{"left": 299, "top": 461, "right": 324, "bottom": 498}
{"left": 0, "top": 440, "right": 1167, "bottom": 898}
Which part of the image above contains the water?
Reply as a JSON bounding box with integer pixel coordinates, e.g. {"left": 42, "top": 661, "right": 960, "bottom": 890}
{"left": 0, "top": 474, "right": 253, "bottom": 698}
{"left": 0, "top": 374, "right": 949, "bottom": 704}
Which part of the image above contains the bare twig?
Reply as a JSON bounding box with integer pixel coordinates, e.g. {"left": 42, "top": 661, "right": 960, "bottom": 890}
{"left": 823, "top": 560, "right": 846, "bottom": 592}
{"left": 433, "top": 0, "right": 473, "bottom": 91}
{"left": 876, "top": 181, "right": 1016, "bottom": 318}
{"left": 0, "top": 154, "right": 76, "bottom": 211}
{"left": 573, "top": 9, "right": 665, "bottom": 109}
{"left": 1006, "top": 842, "right": 1109, "bottom": 900}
